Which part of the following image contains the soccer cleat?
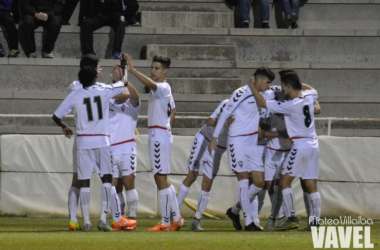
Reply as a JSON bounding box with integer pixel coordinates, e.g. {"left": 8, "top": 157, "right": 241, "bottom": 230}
{"left": 226, "top": 208, "right": 242, "bottom": 230}
{"left": 83, "top": 223, "right": 92, "bottom": 232}
{"left": 245, "top": 222, "right": 263, "bottom": 231}
{"left": 97, "top": 220, "right": 113, "bottom": 232}
{"left": 123, "top": 217, "right": 137, "bottom": 231}
{"left": 264, "top": 218, "right": 275, "bottom": 231}
{"left": 146, "top": 222, "right": 171, "bottom": 232}
{"left": 112, "top": 216, "right": 137, "bottom": 230}
{"left": 190, "top": 218, "right": 204, "bottom": 231}
{"left": 274, "top": 217, "right": 299, "bottom": 231}
{"left": 8, "top": 50, "right": 20, "bottom": 58}
{"left": 277, "top": 216, "right": 288, "bottom": 228}
{"left": 69, "top": 220, "right": 80, "bottom": 231}
{"left": 171, "top": 216, "right": 185, "bottom": 231}
{"left": 298, "top": 225, "right": 312, "bottom": 231}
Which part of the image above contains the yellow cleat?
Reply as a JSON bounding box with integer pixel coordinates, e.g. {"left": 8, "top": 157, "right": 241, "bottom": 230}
{"left": 69, "top": 221, "right": 80, "bottom": 231}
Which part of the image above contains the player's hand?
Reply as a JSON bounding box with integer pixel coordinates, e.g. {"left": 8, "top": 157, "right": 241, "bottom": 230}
{"left": 126, "top": 54, "right": 134, "bottom": 73}
{"left": 62, "top": 127, "right": 74, "bottom": 139}
{"left": 282, "top": 138, "right": 292, "bottom": 148}
{"left": 208, "top": 138, "right": 217, "bottom": 154}
{"left": 249, "top": 76, "right": 258, "bottom": 90}
{"left": 110, "top": 65, "right": 123, "bottom": 82}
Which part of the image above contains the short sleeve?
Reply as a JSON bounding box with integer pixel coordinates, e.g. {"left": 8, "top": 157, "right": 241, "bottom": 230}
{"left": 266, "top": 99, "right": 293, "bottom": 115}
{"left": 152, "top": 83, "right": 170, "bottom": 98}
{"left": 54, "top": 94, "right": 74, "bottom": 118}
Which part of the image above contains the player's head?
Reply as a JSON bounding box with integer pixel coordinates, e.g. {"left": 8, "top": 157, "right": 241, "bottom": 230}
{"left": 80, "top": 54, "right": 102, "bottom": 77}
{"left": 278, "top": 69, "right": 295, "bottom": 77}
{"left": 280, "top": 71, "right": 302, "bottom": 92}
{"left": 151, "top": 56, "right": 171, "bottom": 82}
{"left": 253, "top": 67, "right": 275, "bottom": 91}
{"left": 78, "top": 66, "right": 97, "bottom": 88}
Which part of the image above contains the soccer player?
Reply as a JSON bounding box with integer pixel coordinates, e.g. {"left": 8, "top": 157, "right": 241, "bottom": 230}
{"left": 53, "top": 66, "right": 136, "bottom": 231}
{"left": 208, "top": 67, "right": 275, "bottom": 231}
{"left": 109, "top": 68, "right": 140, "bottom": 231}
{"left": 176, "top": 99, "right": 230, "bottom": 231}
{"left": 248, "top": 70, "right": 321, "bottom": 231}
{"left": 126, "top": 54, "right": 184, "bottom": 231}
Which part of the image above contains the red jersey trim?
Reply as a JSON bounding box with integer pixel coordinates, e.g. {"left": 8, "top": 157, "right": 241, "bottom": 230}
{"left": 148, "top": 125, "right": 171, "bottom": 132}
{"left": 267, "top": 147, "right": 290, "bottom": 152}
{"left": 111, "top": 138, "right": 136, "bottom": 146}
{"left": 77, "top": 134, "right": 110, "bottom": 137}
{"left": 290, "top": 136, "right": 318, "bottom": 140}
{"left": 229, "top": 131, "right": 258, "bottom": 138}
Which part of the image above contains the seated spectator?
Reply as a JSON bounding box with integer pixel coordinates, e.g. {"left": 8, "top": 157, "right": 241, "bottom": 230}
{"left": 79, "top": 0, "right": 126, "bottom": 59}
{"left": 281, "top": 0, "right": 300, "bottom": 29}
{"left": 0, "top": 0, "right": 21, "bottom": 57}
{"left": 0, "top": 41, "right": 5, "bottom": 56}
{"left": 240, "top": 0, "right": 270, "bottom": 28}
{"left": 124, "top": 0, "right": 140, "bottom": 27}
{"left": 60, "top": 0, "right": 100, "bottom": 26}
{"left": 20, "top": 0, "right": 63, "bottom": 58}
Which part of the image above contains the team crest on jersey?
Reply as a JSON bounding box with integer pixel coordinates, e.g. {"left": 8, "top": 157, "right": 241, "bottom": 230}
{"left": 226, "top": 104, "right": 234, "bottom": 111}
{"left": 238, "top": 161, "right": 243, "bottom": 167}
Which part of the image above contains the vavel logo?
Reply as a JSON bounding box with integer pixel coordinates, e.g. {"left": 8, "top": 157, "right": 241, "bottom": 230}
{"left": 311, "top": 216, "right": 374, "bottom": 248}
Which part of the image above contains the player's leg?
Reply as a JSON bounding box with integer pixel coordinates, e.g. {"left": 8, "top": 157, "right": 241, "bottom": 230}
{"left": 177, "top": 170, "right": 198, "bottom": 206}
{"left": 68, "top": 142, "right": 80, "bottom": 231}
{"left": 115, "top": 177, "right": 125, "bottom": 217}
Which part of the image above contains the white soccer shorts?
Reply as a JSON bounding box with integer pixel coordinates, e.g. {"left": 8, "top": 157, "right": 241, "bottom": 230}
{"left": 76, "top": 146, "right": 112, "bottom": 180}
{"left": 112, "top": 153, "right": 137, "bottom": 178}
{"left": 264, "top": 148, "right": 289, "bottom": 181}
{"left": 227, "top": 143, "right": 264, "bottom": 173}
{"left": 149, "top": 140, "right": 172, "bottom": 175}
{"left": 281, "top": 146, "right": 319, "bottom": 179}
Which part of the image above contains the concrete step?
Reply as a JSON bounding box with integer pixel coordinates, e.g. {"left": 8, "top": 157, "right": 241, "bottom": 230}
{"left": 2, "top": 27, "right": 379, "bottom": 62}
{"left": 1, "top": 115, "right": 379, "bottom": 137}
{"left": 145, "top": 44, "right": 236, "bottom": 61}
{"left": 168, "top": 78, "right": 242, "bottom": 94}
{"left": 141, "top": 11, "right": 231, "bottom": 28}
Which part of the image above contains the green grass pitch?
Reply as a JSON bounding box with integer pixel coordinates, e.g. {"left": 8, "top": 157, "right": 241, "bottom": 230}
{"left": 0, "top": 217, "right": 378, "bottom": 250}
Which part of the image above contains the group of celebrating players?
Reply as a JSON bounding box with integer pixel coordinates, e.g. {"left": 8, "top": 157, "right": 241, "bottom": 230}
{"left": 52, "top": 52, "right": 321, "bottom": 232}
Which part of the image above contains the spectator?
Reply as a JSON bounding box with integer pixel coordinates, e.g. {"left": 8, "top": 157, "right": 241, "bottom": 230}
{"left": 241, "top": 0, "right": 270, "bottom": 28}
{"left": 281, "top": 0, "right": 300, "bottom": 29}
{"left": 20, "top": 0, "right": 63, "bottom": 58}
{"left": 0, "top": 41, "right": 5, "bottom": 56}
{"left": 124, "top": 0, "right": 140, "bottom": 26}
{"left": 79, "top": 0, "right": 126, "bottom": 59}
{"left": 0, "top": 0, "right": 21, "bottom": 57}
{"left": 60, "top": 0, "right": 100, "bottom": 26}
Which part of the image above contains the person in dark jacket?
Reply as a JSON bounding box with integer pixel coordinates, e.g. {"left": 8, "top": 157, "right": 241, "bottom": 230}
{"left": 0, "top": 0, "right": 21, "bottom": 57}
{"left": 79, "top": 0, "right": 127, "bottom": 59}
{"left": 19, "top": 0, "right": 63, "bottom": 58}
{"left": 60, "top": 0, "right": 101, "bottom": 26}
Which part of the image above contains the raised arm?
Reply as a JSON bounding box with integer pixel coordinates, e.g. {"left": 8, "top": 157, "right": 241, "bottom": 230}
{"left": 126, "top": 54, "right": 158, "bottom": 91}
{"left": 248, "top": 76, "right": 267, "bottom": 108}
{"left": 126, "top": 81, "right": 140, "bottom": 107}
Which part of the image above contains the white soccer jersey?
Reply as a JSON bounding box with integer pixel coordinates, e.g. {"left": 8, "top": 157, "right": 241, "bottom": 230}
{"left": 54, "top": 82, "right": 126, "bottom": 149}
{"left": 266, "top": 113, "right": 291, "bottom": 150}
{"left": 266, "top": 89, "right": 318, "bottom": 147}
{"left": 67, "top": 81, "right": 107, "bottom": 94}
{"left": 148, "top": 81, "right": 175, "bottom": 142}
{"left": 200, "top": 99, "right": 229, "bottom": 148}
{"left": 109, "top": 99, "right": 141, "bottom": 155}
{"left": 213, "top": 85, "right": 261, "bottom": 146}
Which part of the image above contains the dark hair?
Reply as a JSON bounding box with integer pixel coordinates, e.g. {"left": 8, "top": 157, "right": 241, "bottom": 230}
{"left": 253, "top": 67, "right": 275, "bottom": 82}
{"left": 278, "top": 69, "right": 295, "bottom": 77}
{"left": 153, "top": 55, "right": 171, "bottom": 69}
{"left": 280, "top": 71, "right": 302, "bottom": 90}
{"left": 80, "top": 54, "right": 100, "bottom": 69}
{"left": 78, "top": 67, "right": 97, "bottom": 88}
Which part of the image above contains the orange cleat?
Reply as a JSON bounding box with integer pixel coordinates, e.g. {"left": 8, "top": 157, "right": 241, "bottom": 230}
{"left": 112, "top": 216, "right": 137, "bottom": 230}
{"left": 171, "top": 217, "right": 185, "bottom": 231}
{"left": 69, "top": 221, "right": 80, "bottom": 231}
{"left": 146, "top": 222, "right": 171, "bottom": 232}
{"left": 123, "top": 218, "right": 137, "bottom": 231}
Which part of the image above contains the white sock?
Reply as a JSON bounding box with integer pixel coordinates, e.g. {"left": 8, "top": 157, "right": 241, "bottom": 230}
{"left": 270, "top": 185, "right": 284, "bottom": 219}
{"left": 177, "top": 183, "right": 190, "bottom": 207}
{"left": 309, "top": 192, "right": 321, "bottom": 223}
{"left": 257, "top": 188, "right": 266, "bottom": 213}
{"left": 251, "top": 195, "right": 260, "bottom": 225}
{"left": 248, "top": 184, "right": 262, "bottom": 202}
{"left": 238, "top": 179, "right": 253, "bottom": 226}
{"left": 126, "top": 189, "right": 138, "bottom": 218}
{"left": 118, "top": 192, "right": 126, "bottom": 216}
{"left": 159, "top": 187, "right": 172, "bottom": 226}
{"left": 195, "top": 190, "right": 211, "bottom": 220}
{"left": 282, "top": 188, "right": 296, "bottom": 218}
{"left": 68, "top": 187, "right": 79, "bottom": 223}
{"left": 80, "top": 187, "right": 91, "bottom": 225}
{"left": 169, "top": 185, "right": 181, "bottom": 222}
{"left": 100, "top": 183, "right": 111, "bottom": 223}
{"left": 110, "top": 186, "right": 122, "bottom": 222}
{"left": 303, "top": 192, "right": 311, "bottom": 218}
{"left": 231, "top": 201, "right": 241, "bottom": 214}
